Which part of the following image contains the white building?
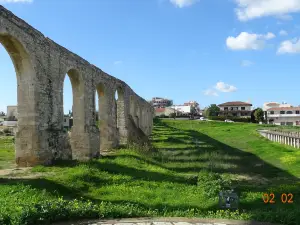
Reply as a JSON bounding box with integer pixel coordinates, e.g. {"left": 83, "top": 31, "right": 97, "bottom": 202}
{"left": 63, "top": 115, "right": 73, "bottom": 129}
{"left": 7, "top": 105, "right": 17, "bottom": 119}
{"left": 266, "top": 107, "right": 300, "bottom": 126}
{"left": 170, "top": 105, "right": 192, "bottom": 115}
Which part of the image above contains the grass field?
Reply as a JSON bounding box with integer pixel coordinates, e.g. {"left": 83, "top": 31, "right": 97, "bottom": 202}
{"left": 0, "top": 119, "right": 300, "bottom": 225}
{"left": 0, "top": 136, "right": 15, "bottom": 169}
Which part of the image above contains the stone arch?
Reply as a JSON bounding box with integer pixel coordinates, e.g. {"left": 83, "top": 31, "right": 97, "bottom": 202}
{"left": 61, "top": 68, "right": 86, "bottom": 160}
{"left": 115, "top": 86, "right": 124, "bottom": 128}
{"left": 63, "top": 69, "right": 84, "bottom": 132}
{"left": 95, "top": 82, "right": 109, "bottom": 150}
{"left": 0, "top": 33, "right": 43, "bottom": 166}
{"left": 115, "top": 86, "right": 126, "bottom": 144}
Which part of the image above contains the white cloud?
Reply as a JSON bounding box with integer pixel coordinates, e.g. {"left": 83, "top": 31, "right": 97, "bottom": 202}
{"left": 277, "top": 38, "right": 300, "bottom": 54}
{"left": 215, "top": 82, "right": 237, "bottom": 93}
{"left": 276, "top": 14, "right": 293, "bottom": 20}
{"left": 265, "top": 32, "right": 276, "bottom": 39}
{"left": 226, "top": 32, "right": 275, "bottom": 50}
{"left": 0, "top": 0, "right": 32, "bottom": 3}
{"left": 203, "top": 89, "right": 219, "bottom": 97}
{"left": 241, "top": 60, "right": 254, "bottom": 67}
{"left": 279, "top": 30, "right": 288, "bottom": 36}
{"left": 169, "top": 0, "right": 198, "bottom": 8}
{"left": 234, "top": 0, "right": 300, "bottom": 21}
{"left": 113, "top": 60, "right": 123, "bottom": 65}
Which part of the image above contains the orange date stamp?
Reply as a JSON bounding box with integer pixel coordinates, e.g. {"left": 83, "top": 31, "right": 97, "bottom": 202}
{"left": 262, "top": 193, "right": 294, "bottom": 204}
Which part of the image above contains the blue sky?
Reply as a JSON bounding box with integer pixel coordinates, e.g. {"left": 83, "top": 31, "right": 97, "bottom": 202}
{"left": 1, "top": 0, "right": 300, "bottom": 113}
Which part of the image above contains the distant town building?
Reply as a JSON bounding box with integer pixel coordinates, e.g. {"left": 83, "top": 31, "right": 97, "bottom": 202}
{"left": 63, "top": 115, "right": 73, "bottom": 129}
{"left": 263, "top": 102, "right": 293, "bottom": 122}
{"left": 151, "top": 97, "right": 173, "bottom": 108}
{"left": 155, "top": 107, "right": 181, "bottom": 117}
{"left": 263, "top": 102, "right": 292, "bottom": 111}
{"left": 266, "top": 106, "right": 300, "bottom": 126}
{"left": 218, "top": 101, "right": 252, "bottom": 117}
{"left": 7, "top": 105, "right": 17, "bottom": 120}
{"left": 184, "top": 101, "right": 200, "bottom": 114}
{"left": 170, "top": 105, "right": 193, "bottom": 116}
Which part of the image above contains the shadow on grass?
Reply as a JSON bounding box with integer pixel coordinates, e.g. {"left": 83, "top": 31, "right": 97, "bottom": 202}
{"left": 153, "top": 120, "right": 298, "bottom": 181}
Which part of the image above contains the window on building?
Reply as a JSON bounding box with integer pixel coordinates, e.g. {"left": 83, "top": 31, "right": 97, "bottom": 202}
{"left": 224, "top": 107, "right": 228, "bottom": 110}
{"left": 64, "top": 119, "right": 66, "bottom": 122}
{"left": 270, "top": 111, "right": 274, "bottom": 114}
{"left": 296, "top": 111, "right": 300, "bottom": 114}
{"left": 280, "top": 111, "right": 285, "bottom": 114}
{"left": 286, "top": 122, "right": 293, "bottom": 126}
{"left": 241, "top": 107, "right": 245, "bottom": 110}
{"left": 287, "top": 111, "right": 293, "bottom": 114}
{"left": 281, "top": 122, "right": 285, "bottom": 126}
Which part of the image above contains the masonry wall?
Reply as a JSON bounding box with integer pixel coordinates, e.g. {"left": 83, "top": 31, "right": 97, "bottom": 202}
{"left": 0, "top": 6, "right": 154, "bottom": 166}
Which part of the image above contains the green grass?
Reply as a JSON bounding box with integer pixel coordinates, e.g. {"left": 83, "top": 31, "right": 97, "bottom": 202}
{"left": 0, "top": 136, "right": 15, "bottom": 169}
{"left": 1, "top": 119, "right": 300, "bottom": 224}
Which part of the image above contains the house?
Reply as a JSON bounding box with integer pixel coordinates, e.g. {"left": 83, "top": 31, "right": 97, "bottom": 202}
{"left": 155, "top": 107, "right": 181, "bottom": 117}
{"left": 7, "top": 105, "right": 17, "bottom": 120}
{"left": 263, "top": 102, "right": 293, "bottom": 121}
{"left": 184, "top": 101, "right": 200, "bottom": 114}
{"left": 150, "top": 97, "right": 173, "bottom": 108}
{"left": 63, "top": 115, "right": 73, "bottom": 129}
{"left": 266, "top": 107, "right": 300, "bottom": 126}
{"left": 170, "top": 105, "right": 193, "bottom": 116}
{"left": 263, "top": 102, "right": 292, "bottom": 111}
{"left": 218, "top": 101, "right": 252, "bottom": 118}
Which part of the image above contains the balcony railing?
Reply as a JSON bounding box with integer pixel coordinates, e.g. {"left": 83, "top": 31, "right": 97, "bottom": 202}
{"left": 268, "top": 114, "right": 300, "bottom": 118}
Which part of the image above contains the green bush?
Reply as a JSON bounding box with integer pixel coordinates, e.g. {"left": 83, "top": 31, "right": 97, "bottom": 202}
{"left": 197, "top": 170, "right": 232, "bottom": 198}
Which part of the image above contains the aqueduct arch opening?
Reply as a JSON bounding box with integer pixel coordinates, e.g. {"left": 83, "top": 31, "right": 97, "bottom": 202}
{"left": 115, "top": 87, "right": 126, "bottom": 145}
{"left": 0, "top": 34, "right": 45, "bottom": 166}
{"left": 63, "top": 69, "right": 84, "bottom": 132}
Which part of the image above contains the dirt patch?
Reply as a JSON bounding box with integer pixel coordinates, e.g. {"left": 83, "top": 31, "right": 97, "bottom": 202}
{"left": 0, "top": 167, "right": 31, "bottom": 176}
{"left": 0, "top": 167, "right": 55, "bottom": 179}
{"left": 234, "top": 174, "right": 270, "bottom": 185}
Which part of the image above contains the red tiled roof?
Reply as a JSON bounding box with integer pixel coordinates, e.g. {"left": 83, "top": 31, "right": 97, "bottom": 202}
{"left": 155, "top": 108, "right": 165, "bottom": 113}
{"left": 218, "top": 101, "right": 252, "bottom": 107}
{"left": 267, "top": 107, "right": 300, "bottom": 111}
{"left": 265, "top": 103, "right": 279, "bottom": 106}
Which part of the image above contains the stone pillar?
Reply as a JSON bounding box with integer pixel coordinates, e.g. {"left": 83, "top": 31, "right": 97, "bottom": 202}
{"left": 116, "top": 88, "right": 128, "bottom": 145}
{"left": 98, "top": 86, "right": 118, "bottom": 151}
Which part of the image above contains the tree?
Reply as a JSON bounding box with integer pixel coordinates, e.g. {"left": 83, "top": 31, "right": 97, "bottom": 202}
{"left": 0, "top": 111, "right": 5, "bottom": 116}
{"left": 254, "top": 108, "right": 264, "bottom": 123}
{"left": 169, "top": 112, "right": 176, "bottom": 119}
{"left": 205, "top": 104, "right": 220, "bottom": 117}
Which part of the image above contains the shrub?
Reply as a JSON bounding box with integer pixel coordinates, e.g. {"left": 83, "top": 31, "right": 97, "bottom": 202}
{"left": 197, "top": 170, "right": 232, "bottom": 198}
{"left": 169, "top": 113, "right": 176, "bottom": 118}
{"left": 3, "top": 128, "right": 11, "bottom": 134}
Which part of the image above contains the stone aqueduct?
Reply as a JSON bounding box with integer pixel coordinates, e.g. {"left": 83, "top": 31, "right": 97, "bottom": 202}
{"left": 0, "top": 6, "right": 154, "bottom": 167}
